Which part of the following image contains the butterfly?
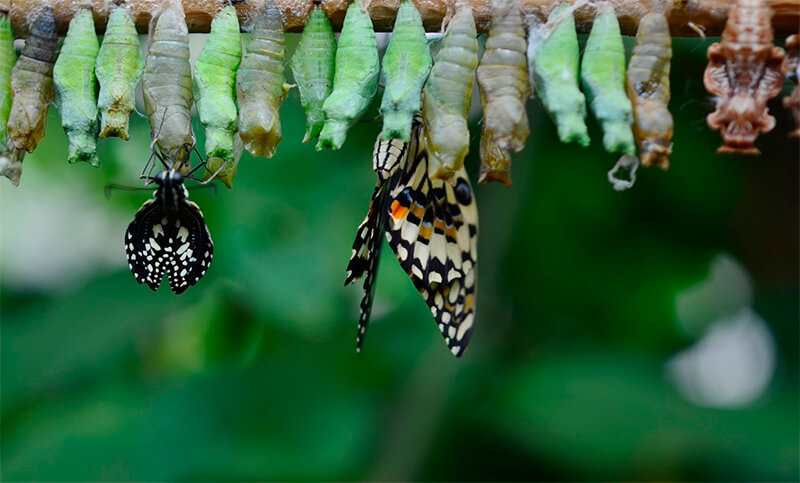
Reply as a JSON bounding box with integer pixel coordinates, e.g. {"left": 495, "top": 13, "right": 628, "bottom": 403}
{"left": 125, "top": 148, "right": 214, "bottom": 294}
{"left": 346, "top": 116, "right": 479, "bottom": 357}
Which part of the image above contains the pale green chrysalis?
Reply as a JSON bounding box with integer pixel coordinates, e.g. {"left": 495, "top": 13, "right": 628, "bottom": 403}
{"left": 317, "top": 0, "right": 379, "bottom": 151}
{"left": 194, "top": 5, "right": 242, "bottom": 187}
{"left": 421, "top": 3, "right": 478, "bottom": 180}
{"left": 533, "top": 3, "right": 589, "bottom": 146}
{"left": 54, "top": 8, "right": 100, "bottom": 166}
{"left": 142, "top": 0, "right": 194, "bottom": 165}
{"left": 476, "top": 0, "right": 529, "bottom": 186}
{"left": 379, "top": 0, "right": 431, "bottom": 142}
{"left": 236, "top": 0, "right": 287, "bottom": 159}
{"left": 0, "top": 13, "right": 24, "bottom": 186}
{"left": 290, "top": 2, "right": 335, "bottom": 144}
{"left": 580, "top": 2, "right": 635, "bottom": 156}
{"left": 7, "top": 5, "right": 59, "bottom": 154}
{"left": 96, "top": 6, "right": 144, "bottom": 140}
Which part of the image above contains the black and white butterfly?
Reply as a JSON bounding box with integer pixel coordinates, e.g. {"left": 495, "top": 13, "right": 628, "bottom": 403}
{"left": 346, "top": 116, "right": 479, "bottom": 357}
{"left": 124, "top": 146, "right": 215, "bottom": 294}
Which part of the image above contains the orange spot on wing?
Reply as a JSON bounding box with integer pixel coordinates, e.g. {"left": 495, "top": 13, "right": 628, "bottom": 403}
{"left": 391, "top": 200, "right": 409, "bottom": 220}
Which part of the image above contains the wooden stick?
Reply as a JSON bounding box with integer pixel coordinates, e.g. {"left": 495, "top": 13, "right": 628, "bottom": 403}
{"left": 6, "top": 0, "right": 800, "bottom": 38}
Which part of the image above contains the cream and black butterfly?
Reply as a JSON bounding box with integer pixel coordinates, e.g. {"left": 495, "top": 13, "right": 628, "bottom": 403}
{"left": 346, "top": 116, "right": 479, "bottom": 357}
{"left": 124, "top": 146, "right": 214, "bottom": 294}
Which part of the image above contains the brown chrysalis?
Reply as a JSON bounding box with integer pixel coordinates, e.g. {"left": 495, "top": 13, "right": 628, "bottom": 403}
{"left": 703, "top": 0, "right": 785, "bottom": 155}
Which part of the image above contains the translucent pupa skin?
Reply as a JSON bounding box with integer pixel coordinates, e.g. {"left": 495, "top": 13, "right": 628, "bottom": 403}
{"left": 54, "top": 8, "right": 100, "bottom": 166}
{"left": 380, "top": 0, "right": 432, "bottom": 142}
{"left": 477, "top": 0, "right": 529, "bottom": 155}
{"left": 421, "top": 3, "right": 478, "bottom": 180}
{"left": 96, "top": 6, "right": 144, "bottom": 140}
{"left": 290, "top": 3, "right": 335, "bottom": 143}
{"left": 479, "top": 122, "right": 512, "bottom": 186}
{"left": 704, "top": 0, "right": 785, "bottom": 155}
{"left": 626, "top": 12, "right": 673, "bottom": 169}
{"left": 7, "top": 6, "right": 59, "bottom": 153}
{"left": 236, "top": 0, "right": 287, "bottom": 159}
{"left": 783, "top": 34, "right": 799, "bottom": 138}
{"left": 533, "top": 3, "right": 589, "bottom": 147}
{"left": 142, "top": 0, "right": 194, "bottom": 165}
{"left": 194, "top": 5, "right": 241, "bottom": 186}
{"left": 317, "top": 0, "right": 379, "bottom": 151}
{"left": 0, "top": 13, "right": 24, "bottom": 186}
{"left": 580, "top": 2, "right": 635, "bottom": 156}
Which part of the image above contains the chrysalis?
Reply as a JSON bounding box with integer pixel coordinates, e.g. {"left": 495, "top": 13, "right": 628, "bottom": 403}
{"left": 421, "top": 3, "right": 478, "bottom": 180}
{"left": 580, "top": 2, "right": 635, "bottom": 156}
{"left": 96, "top": 5, "right": 144, "bottom": 140}
{"left": 704, "top": 0, "right": 785, "bottom": 155}
{"left": 476, "top": 0, "right": 528, "bottom": 185}
{"left": 54, "top": 8, "right": 100, "bottom": 166}
{"left": 7, "top": 5, "right": 59, "bottom": 153}
{"left": 317, "top": 0, "right": 379, "bottom": 151}
{"left": 0, "top": 13, "right": 23, "bottom": 185}
{"left": 626, "top": 12, "right": 673, "bottom": 169}
{"left": 379, "top": 0, "right": 432, "bottom": 142}
{"left": 236, "top": 0, "right": 287, "bottom": 159}
{"left": 784, "top": 34, "right": 799, "bottom": 138}
{"left": 290, "top": 1, "right": 335, "bottom": 143}
{"left": 194, "top": 5, "right": 242, "bottom": 186}
{"left": 142, "top": 0, "right": 194, "bottom": 164}
{"left": 533, "top": 3, "right": 589, "bottom": 147}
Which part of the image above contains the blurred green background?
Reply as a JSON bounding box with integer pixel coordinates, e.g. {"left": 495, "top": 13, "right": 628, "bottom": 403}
{"left": 1, "top": 34, "right": 798, "bottom": 481}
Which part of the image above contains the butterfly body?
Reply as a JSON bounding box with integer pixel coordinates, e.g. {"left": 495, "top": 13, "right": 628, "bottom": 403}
{"left": 125, "top": 169, "right": 213, "bottom": 294}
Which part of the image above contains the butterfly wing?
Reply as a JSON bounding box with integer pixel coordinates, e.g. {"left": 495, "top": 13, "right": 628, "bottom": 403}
{"left": 125, "top": 197, "right": 168, "bottom": 292}
{"left": 385, "top": 119, "right": 479, "bottom": 357}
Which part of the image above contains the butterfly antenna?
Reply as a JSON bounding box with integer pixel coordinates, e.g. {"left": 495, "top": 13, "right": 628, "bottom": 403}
{"left": 104, "top": 183, "right": 154, "bottom": 199}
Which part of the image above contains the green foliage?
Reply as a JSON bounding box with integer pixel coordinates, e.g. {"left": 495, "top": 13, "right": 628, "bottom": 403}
{"left": 580, "top": 2, "right": 635, "bottom": 156}
{"left": 53, "top": 8, "right": 100, "bottom": 167}
{"left": 194, "top": 5, "right": 242, "bottom": 187}
{"left": 533, "top": 2, "right": 589, "bottom": 146}
{"left": 236, "top": 0, "right": 287, "bottom": 159}
{"left": 96, "top": 6, "right": 144, "bottom": 141}
{"left": 0, "top": 13, "right": 15, "bottom": 152}
{"left": 142, "top": 0, "right": 193, "bottom": 164}
{"left": 379, "top": 0, "right": 431, "bottom": 142}
{"left": 317, "top": 0, "right": 379, "bottom": 151}
{"left": 290, "top": 4, "right": 336, "bottom": 144}
{"left": 421, "top": 3, "right": 478, "bottom": 180}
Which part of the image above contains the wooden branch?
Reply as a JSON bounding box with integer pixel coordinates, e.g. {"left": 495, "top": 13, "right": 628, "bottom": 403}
{"left": 5, "top": 0, "right": 800, "bottom": 38}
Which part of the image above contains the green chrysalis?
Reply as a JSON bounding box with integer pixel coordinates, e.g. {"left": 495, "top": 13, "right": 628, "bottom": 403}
{"left": 236, "top": 0, "right": 287, "bottom": 159}
{"left": 142, "top": 0, "right": 194, "bottom": 164}
{"left": 533, "top": 3, "right": 589, "bottom": 146}
{"left": 316, "top": 0, "right": 379, "bottom": 151}
{"left": 580, "top": 2, "right": 635, "bottom": 156}
{"left": 7, "top": 5, "right": 59, "bottom": 153}
{"left": 54, "top": 8, "right": 100, "bottom": 166}
{"left": 289, "top": 2, "right": 335, "bottom": 143}
{"left": 0, "top": 13, "right": 24, "bottom": 186}
{"left": 96, "top": 6, "right": 144, "bottom": 140}
{"left": 194, "top": 5, "right": 242, "bottom": 187}
{"left": 421, "top": 3, "right": 478, "bottom": 180}
{"left": 379, "top": 0, "right": 431, "bottom": 142}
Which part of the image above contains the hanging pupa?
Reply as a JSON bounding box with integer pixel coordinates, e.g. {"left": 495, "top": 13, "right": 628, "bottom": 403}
{"left": 421, "top": 2, "right": 478, "bottom": 180}
{"left": 533, "top": 2, "right": 589, "bottom": 147}
{"left": 96, "top": 5, "right": 144, "bottom": 140}
{"left": 142, "top": 0, "right": 194, "bottom": 165}
{"left": 580, "top": 2, "right": 635, "bottom": 156}
{"left": 704, "top": 0, "right": 785, "bottom": 154}
{"left": 626, "top": 12, "right": 673, "bottom": 169}
{"left": 317, "top": 0, "right": 379, "bottom": 151}
{"left": 54, "top": 8, "right": 100, "bottom": 166}
{"left": 0, "top": 12, "right": 24, "bottom": 185}
{"left": 236, "top": 0, "right": 288, "bottom": 159}
{"left": 379, "top": 0, "right": 432, "bottom": 143}
{"left": 7, "top": 5, "right": 59, "bottom": 153}
{"left": 290, "top": 1, "right": 336, "bottom": 143}
{"left": 194, "top": 5, "right": 242, "bottom": 186}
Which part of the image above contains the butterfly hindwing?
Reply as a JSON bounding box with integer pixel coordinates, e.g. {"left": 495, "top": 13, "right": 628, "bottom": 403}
{"left": 125, "top": 197, "right": 166, "bottom": 291}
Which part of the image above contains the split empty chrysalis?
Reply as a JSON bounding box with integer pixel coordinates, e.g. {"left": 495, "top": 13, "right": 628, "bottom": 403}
{"left": 0, "top": 12, "right": 24, "bottom": 186}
